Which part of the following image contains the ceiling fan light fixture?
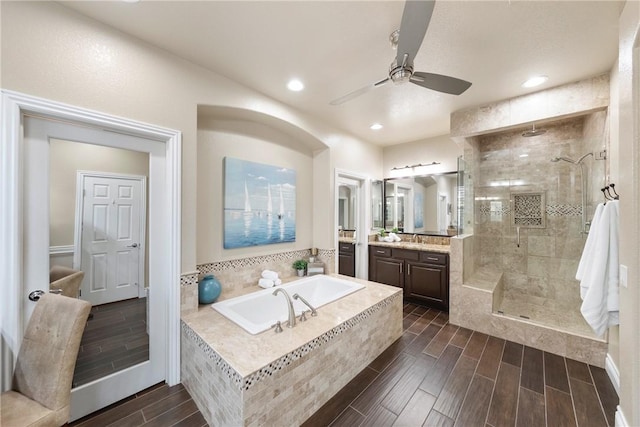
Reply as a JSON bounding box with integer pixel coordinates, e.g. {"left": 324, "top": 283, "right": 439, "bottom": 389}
{"left": 522, "top": 75, "right": 548, "bottom": 88}
{"left": 389, "top": 60, "right": 413, "bottom": 85}
{"left": 286, "top": 79, "right": 304, "bottom": 92}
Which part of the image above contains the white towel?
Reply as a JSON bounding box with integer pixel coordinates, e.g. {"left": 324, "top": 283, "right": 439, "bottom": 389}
{"left": 261, "top": 270, "right": 279, "bottom": 280}
{"left": 388, "top": 232, "right": 402, "bottom": 242}
{"left": 258, "top": 278, "right": 275, "bottom": 288}
{"left": 576, "top": 203, "right": 604, "bottom": 282}
{"left": 579, "top": 200, "right": 619, "bottom": 336}
{"left": 274, "top": 278, "right": 282, "bottom": 286}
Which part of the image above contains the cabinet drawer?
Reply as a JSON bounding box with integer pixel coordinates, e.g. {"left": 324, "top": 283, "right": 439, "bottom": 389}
{"left": 370, "top": 247, "right": 391, "bottom": 257}
{"left": 392, "top": 248, "right": 419, "bottom": 261}
{"left": 420, "top": 252, "right": 448, "bottom": 265}
{"left": 339, "top": 243, "right": 354, "bottom": 253}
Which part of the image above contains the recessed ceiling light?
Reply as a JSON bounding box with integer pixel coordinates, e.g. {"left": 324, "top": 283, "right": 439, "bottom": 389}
{"left": 519, "top": 154, "right": 529, "bottom": 158}
{"left": 370, "top": 123, "right": 383, "bottom": 130}
{"left": 287, "top": 79, "right": 304, "bottom": 92}
{"left": 522, "top": 75, "right": 548, "bottom": 88}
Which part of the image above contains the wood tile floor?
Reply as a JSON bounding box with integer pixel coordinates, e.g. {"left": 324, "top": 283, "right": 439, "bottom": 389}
{"left": 69, "top": 302, "right": 618, "bottom": 427}
{"left": 74, "top": 297, "right": 149, "bottom": 387}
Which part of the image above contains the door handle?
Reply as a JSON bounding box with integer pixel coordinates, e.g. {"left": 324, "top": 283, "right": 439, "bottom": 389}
{"left": 29, "top": 288, "right": 65, "bottom": 301}
{"left": 28, "top": 290, "right": 46, "bottom": 301}
{"left": 127, "top": 243, "right": 139, "bottom": 248}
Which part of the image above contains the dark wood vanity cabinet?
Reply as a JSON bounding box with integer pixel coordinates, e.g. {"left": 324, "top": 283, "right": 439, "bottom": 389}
{"left": 338, "top": 242, "right": 356, "bottom": 277}
{"left": 369, "top": 246, "right": 449, "bottom": 311}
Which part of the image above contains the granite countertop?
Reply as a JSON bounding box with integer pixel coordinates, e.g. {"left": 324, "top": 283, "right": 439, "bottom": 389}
{"left": 338, "top": 237, "right": 355, "bottom": 243}
{"left": 181, "top": 275, "right": 401, "bottom": 377}
{"left": 368, "top": 240, "right": 450, "bottom": 254}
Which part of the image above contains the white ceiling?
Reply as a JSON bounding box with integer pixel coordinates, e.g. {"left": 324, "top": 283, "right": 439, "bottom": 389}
{"left": 59, "top": 1, "right": 624, "bottom": 147}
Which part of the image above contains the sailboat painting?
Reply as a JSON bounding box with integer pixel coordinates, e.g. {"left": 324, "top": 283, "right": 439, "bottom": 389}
{"left": 224, "top": 157, "right": 296, "bottom": 249}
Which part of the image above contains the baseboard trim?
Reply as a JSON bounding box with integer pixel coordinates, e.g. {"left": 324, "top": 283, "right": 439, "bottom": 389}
{"left": 49, "top": 245, "right": 74, "bottom": 255}
{"left": 615, "top": 406, "right": 628, "bottom": 427}
{"left": 605, "top": 353, "right": 620, "bottom": 395}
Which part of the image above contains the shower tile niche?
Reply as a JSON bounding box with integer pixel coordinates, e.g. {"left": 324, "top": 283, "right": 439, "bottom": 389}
{"left": 512, "top": 192, "right": 545, "bottom": 228}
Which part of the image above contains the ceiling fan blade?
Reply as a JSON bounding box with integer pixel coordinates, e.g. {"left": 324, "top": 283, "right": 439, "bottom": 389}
{"left": 329, "top": 78, "right": 389, "bottom": 105}
{"left": 396, "top": 0, "right": 436, "bottom": 67}
{"left": 410, "top": 72, "right": 472, "bottom": 95}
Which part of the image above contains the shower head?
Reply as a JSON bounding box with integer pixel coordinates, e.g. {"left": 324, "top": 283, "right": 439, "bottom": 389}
{"left": 522, "top": 123, "right": 547, "bottom": 137}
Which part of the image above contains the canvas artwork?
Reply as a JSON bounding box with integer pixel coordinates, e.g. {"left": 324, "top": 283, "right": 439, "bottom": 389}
{"left": 414, "top": 192, "right": 424, "bottom": 229}
{"left": 224, "top": 157, "right": 296, "bottom": 249}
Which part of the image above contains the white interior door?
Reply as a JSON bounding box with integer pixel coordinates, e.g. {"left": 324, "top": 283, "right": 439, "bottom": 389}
{"left": 80, "top": 174, "right": 144, "bottom": 306}
{"left": 335, "top": 172, "right": 367, "bottom": 279}
{"left": 23, "top": 116, "right": 166, "bottom": 421}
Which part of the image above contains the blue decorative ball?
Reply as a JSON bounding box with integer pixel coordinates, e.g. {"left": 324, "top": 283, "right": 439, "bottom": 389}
{"left": 198, "top": 275, "right": 222, "bottom": 304}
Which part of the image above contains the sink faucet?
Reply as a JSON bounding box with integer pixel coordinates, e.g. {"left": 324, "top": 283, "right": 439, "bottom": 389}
{"left": 412, "top": 234, "right": 417, "bottom": 243}
{"left": 273, "top": 288, "right": 296, "bottom": 328}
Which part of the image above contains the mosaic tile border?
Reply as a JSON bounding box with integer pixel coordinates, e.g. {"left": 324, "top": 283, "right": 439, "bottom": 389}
{"left": 478, "top": 202, "right": 582, "bottom": 218}
{"left": 546, "top": 204, "right": 582, "bottom": 217}
{"left": 181, "top": 292, "right": 401, "bottom": 391}
{"left": 197, "top": 250, "right": 312, "bottom": 274}
{"left": 180, "top": 272, "right": 199, "bottom": 287}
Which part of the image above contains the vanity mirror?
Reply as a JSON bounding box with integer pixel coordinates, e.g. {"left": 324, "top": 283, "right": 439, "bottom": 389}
{"left": 383, "top": 171, "right": 458, "bottom": 236}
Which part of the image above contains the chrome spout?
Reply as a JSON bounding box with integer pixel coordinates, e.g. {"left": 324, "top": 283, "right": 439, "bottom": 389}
{"left": 273, "top": 288, "right": 296, "bottom": 328}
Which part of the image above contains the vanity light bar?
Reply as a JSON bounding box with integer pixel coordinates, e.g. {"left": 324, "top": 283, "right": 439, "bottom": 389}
{"left": 391, "top": 161, "right": 441, "bottom": 171}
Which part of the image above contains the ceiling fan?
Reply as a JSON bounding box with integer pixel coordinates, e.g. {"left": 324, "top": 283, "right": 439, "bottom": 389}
{"left": 329, "top": 0, "right": 472, "bottom": 106}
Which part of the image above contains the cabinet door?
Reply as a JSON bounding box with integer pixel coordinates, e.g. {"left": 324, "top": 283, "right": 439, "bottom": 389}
{"left": 339, "top": 252, "right": 355, "bottom": 277}
{"left": 406, "top": 261, "right": 448, "bottom": 310}
{"left": 372, "top": 257, "right": 404, "bottom": 288}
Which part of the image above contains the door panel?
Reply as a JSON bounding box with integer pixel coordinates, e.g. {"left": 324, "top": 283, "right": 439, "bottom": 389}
{"left": 23, "top": 116, "right": 164, "bottom": 422}
{"left": 81, "top": 175, "right": 141, "bottom": 305}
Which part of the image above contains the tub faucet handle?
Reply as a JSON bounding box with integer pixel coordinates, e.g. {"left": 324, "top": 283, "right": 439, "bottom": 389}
{"left": 272, "top": 321, "right": 283, "bottom": 333}
{"left": 299, "top": 310, "right": 309, "bottom": 322}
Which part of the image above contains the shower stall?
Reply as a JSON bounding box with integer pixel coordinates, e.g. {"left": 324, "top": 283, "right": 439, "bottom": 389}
{"left": 473, "top": 114, "right": 607, "bottom": 338}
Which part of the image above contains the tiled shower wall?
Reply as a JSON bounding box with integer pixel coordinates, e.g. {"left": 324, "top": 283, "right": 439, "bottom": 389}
{"left": 473, "top": 114, "right": 607, "bottom": 312}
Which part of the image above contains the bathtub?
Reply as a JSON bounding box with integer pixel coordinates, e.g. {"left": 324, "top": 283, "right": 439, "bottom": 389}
{"left": 211, "top": 274, "right": 365, "bottom": 334}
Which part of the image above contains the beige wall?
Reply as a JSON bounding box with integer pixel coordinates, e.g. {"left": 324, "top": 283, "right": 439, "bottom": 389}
{"left": 50, "top": 139, "right": 149, "bottom": 246}
{"left": 1, "top": 1, "right": 383, "bottom": 273}
{"left": 196, "top": 117, "right": 313, "bottom": 264}
{"left": 382, "top": 134, "right": 462, "bottom": 179}
{"left": 614, "top": 2, "right": 640, "bottom": 424}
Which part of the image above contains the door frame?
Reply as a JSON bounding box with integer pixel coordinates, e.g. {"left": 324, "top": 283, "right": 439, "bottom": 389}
{"left": 74, "top": 171, "right": 148, "bottom": 299}
{"left": 0, "top": 90, "right": 182, "bottom": 391}
{"left": 335, "top": 169, "right": 369, "bottom": 279}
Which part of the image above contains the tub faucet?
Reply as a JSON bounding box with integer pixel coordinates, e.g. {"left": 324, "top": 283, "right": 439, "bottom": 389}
{"left": 293, "top": 293, "right": 317, "bottom": 317}
{"left": 272, "top": 288, "right": 296, "bottom": 328}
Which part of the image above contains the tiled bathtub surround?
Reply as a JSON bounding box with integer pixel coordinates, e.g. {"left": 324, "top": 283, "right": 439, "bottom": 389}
{"left": 180, "top": 249, "right": 336, "bottom": 313}
{"left": 181, "top": 277, "right": 402, "bottom": 426}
